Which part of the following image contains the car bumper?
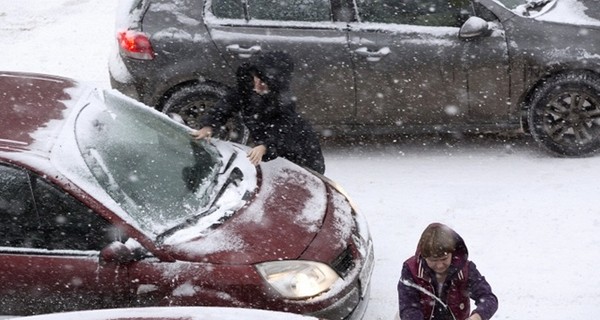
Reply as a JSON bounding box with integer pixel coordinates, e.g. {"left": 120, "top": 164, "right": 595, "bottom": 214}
{"left": 108, "top": 53, "right": 152, "bottom": 105}
{"left": 309, "top": 285, "right": 370, "bottom": 320}
{"left": 109, "top": 73, "right": 141, "bottom": 101}
{"left": 309, "top": 239, "right": 374, "bottom": 320}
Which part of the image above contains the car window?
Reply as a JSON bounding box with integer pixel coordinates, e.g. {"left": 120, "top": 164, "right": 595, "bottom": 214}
{"left": 211, "top": 0, "right": 332, "bottom": 22}
{"left": 212, "top": 0, "right": 245, "bottom": 19}
{"left": 355, "top": 0, "right": 472, "bottom": 27}
{"left": 0, "top": 165, "right": 37, "bottom": 247}
{"left": 0, "top": 165, "right": 116, "bottom": 251}
{"left": 31, "top": 176, "right": 118, "bottom": 251}
{"left": 249, "top": 0, "right": 332, "bottom": 21}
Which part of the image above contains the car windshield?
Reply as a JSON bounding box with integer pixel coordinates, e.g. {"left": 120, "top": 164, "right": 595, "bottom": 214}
{"left": 74, "top": 90, "right": 223, "bottom": 235}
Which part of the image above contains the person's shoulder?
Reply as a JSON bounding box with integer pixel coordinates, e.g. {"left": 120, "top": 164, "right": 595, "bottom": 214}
{"left": 403, "top": 255, "right": 419, "bottom": 270}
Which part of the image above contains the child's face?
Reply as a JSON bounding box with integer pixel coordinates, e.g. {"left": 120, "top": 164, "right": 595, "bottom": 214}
{"left": 253, "top": 75, "right": 270, "bottom": 95}
{"left": 425, "top": 253, "right": 452, "bottom": 275}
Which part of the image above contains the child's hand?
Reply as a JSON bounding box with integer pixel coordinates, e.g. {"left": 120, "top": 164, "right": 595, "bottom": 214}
{"left": 247, "top": 145, "right": 267, "bottom": 165}
{"left": 466, "top": 314, "right": 482, "bottom": 320}
{"left": 191, "top": 126, "right": 213, "bottom": 140}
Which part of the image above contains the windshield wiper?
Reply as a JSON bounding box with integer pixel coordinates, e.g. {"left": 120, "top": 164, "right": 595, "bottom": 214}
{"left": 156, "top": 207, "right": 219, "bottom": 245}
{"left": 221, "top": 149, "right": 238, "bottom": 173}
{"left": 157, "top": 166, "right": 245, "bottom": 245}
{"left": 182, "top": 140, "right": 221, "bottom": 192}
{"left": 210, "top": 167, "right": 244, "bottom": 208}
{"left": 159, "top": 146, "right": 246, "bottom": 244}
{"left": 518, "top": 0, "right": 553, "bottom": 16}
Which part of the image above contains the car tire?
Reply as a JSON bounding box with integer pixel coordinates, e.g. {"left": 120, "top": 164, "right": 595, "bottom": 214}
{"left": 160, "top": 83, "right": 249, "bottom": 144}
{"left": 527, "top": 71, "right": 600, "bottom": 157}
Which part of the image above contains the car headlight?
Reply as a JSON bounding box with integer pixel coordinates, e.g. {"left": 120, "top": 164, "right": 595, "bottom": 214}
{"left": 256, "top": 260, "right": 340, "bottom": 299}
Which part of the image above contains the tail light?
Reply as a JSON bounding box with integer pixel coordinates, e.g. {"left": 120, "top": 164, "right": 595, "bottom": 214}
{"left": 117, "top": 29, "right": 155, "bottom": 60}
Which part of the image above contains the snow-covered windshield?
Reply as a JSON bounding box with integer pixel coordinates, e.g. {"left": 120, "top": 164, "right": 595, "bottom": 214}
{"left": 73, "top": 90, "right": 223, "bottom": 235}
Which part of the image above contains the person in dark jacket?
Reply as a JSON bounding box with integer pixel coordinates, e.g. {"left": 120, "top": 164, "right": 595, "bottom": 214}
{"left": 397, "top": 223, "right": 498, "bottom": 320}
{"left": 191, "top": 51, "right": 325, "bottom": 174}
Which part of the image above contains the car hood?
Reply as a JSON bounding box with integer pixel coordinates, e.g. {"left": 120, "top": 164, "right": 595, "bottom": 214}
{"left": 163, "top": 157, "right": 328, "bottom": 264}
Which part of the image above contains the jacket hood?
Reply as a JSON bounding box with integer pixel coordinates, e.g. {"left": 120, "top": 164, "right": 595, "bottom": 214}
{"left": 415, "top": 223, "right": 469, "bottom": 271}
{"left": 236, "top": 51, "right": 294, "bottom": 94}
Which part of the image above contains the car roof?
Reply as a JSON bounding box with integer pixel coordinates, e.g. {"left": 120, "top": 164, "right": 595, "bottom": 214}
{"left": 0, "top": 71, "right": 86, "bottom": 156}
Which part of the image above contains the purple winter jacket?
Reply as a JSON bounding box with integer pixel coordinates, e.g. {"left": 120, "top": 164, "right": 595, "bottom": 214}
{"left": 397, "top": 228, "right": 498, "bottom": 320}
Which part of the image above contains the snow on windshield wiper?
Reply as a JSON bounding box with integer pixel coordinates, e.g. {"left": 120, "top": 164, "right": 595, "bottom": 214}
{"left": 210, "top": 167, "right": 244, "bottom": 208}
{"left": 156, "top": 207, "right": 219, "bottom": 244}
{"left": 156, "top": 166, "right": 246, "bottom": 245}
{"left": 183, "top": 140, "right": 224, "bottom": 192}
{"left": 515, "top": 0, "right": 554, "bottom": 16}
{"left": 220, "top": 149, "right": 238, "bottom": 174}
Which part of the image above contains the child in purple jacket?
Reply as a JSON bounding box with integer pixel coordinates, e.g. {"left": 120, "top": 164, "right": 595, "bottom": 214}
{"left": 397, "top": 223, "right": 498, "bottom": 320}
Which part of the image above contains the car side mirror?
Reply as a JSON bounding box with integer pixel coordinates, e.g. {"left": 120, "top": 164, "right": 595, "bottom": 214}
{"left": 459, "top": 17, "right": 491, "bottom": 40}
{"left": 100, "top": 241, "right": 134, "bottom": 264}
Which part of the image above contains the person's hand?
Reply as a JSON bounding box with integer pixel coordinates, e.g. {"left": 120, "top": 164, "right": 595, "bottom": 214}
{"left": 190, "top": 126, "right": 213, "bottom": 140}
{"left": 467, "top": 313, "right": 482, "bottom": 320}
{"left": 247, "top": 145, "right": 267, "bottom": 166}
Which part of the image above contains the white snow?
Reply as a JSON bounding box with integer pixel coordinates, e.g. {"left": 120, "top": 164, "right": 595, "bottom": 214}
{"left": 1, "top": 1, "right": 600, "bottom": 319}
{"left": 534, "top": 0, "right": 600, "bottom": 26}
{"left": 7, "top": 306, "right": 319, "bottom": 320}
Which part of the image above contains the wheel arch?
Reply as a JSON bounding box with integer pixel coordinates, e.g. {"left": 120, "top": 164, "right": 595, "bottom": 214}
{"left": 156, "top": 79, "right": 230, "bottom": 111}
{"left": 519, "top": 68, "right": 600, "bottom": 133}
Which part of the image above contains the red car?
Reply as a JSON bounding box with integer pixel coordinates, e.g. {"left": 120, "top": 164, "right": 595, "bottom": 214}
{"left": 0, "top": 72, "right": 374, "bottom": 319}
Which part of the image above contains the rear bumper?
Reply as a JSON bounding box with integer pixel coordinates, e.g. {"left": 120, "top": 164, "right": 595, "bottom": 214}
{"left": 109, "top": 76, "right": 141, "bottom": 102}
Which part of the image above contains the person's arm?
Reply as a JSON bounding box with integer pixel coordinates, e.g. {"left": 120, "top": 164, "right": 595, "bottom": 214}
{"left": 197, "top": 90, "right": 240, "bottom": 131}
{"left": 397, "top": 263, "right": 426, "bottom": 320}
{"left": 467, "top": 261, "right": 498, "bottom": 320}
{"left": 245, "top": 98, "right": 287, "bottom": 162}
{"left": 191, "top": 126, "right": 213, "bottom": 140}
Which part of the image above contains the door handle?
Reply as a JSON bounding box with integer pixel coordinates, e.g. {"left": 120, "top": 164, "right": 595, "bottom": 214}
{"left": 354, "top": 47, "right": 391, "bottom": 62}
{"left": 226, "top": 44, "right": 262, "bottom": 58}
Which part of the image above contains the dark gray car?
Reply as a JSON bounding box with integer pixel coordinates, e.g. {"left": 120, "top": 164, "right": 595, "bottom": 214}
{"left": 110, "top": 0, "right": 600, "bottom": 157}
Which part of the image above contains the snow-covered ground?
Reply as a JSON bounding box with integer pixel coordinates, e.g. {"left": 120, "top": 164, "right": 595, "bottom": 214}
{"left": 1, "top": 1, "right": 600, "bottom": 319}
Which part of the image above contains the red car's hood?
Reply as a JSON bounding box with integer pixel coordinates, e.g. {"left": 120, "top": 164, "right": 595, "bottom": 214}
{"left": 165, "top": 158, "right": 328, "bottom": 264}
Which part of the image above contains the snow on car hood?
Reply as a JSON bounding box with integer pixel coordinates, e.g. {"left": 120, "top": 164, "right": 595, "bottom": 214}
{"left": 510, "top": 0, "right": 600, "bottom": 27}
{"left": 537, "top": 0, "right": 600, "bottom": 26}
{"left": 164, "top": 157, "right": 328, "bottom": 264}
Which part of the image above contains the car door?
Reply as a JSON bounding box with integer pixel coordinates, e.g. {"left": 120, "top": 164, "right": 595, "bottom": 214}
{"left": 0, "top": 165, "right": 130, "bottom": 315}
{"left": 348, "top": 0, "right": 510, "bottom": 128}
{"left": 205, "top": 0, "right": 356, "bottom": 128}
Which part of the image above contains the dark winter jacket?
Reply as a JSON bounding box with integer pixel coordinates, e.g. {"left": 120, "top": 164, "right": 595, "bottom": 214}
{"left": 397, "top": 225, "right": 498, "bottom": 320}
{"left": 199, "top": 51, "right": 325, "bottom": 174}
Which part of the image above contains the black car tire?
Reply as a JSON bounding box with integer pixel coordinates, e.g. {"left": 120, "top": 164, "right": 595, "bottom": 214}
{"left": 527, "top": 71, "right": 600, "bottom": 157}
{"left": 160, "top": 83, "right": 249, "bottom": 144}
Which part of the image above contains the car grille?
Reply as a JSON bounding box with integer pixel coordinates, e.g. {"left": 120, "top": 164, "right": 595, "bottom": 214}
{"left": 332, "top": 247, "right": 354, "bottom": 277}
